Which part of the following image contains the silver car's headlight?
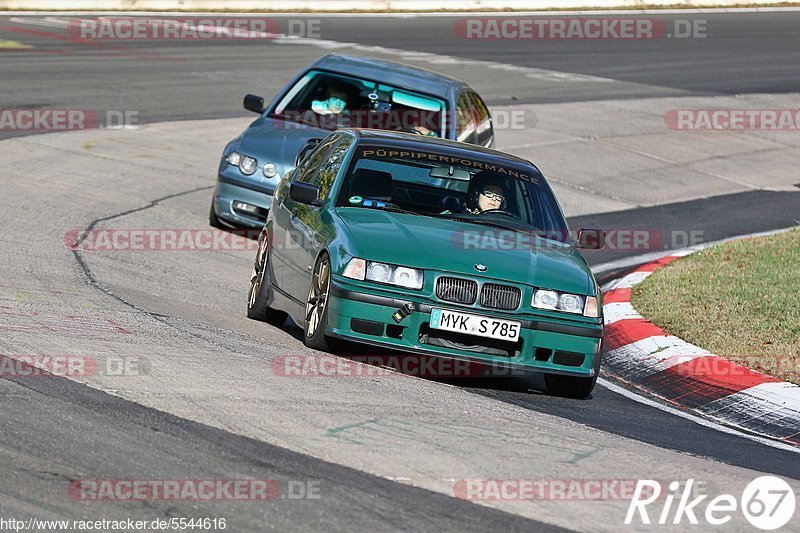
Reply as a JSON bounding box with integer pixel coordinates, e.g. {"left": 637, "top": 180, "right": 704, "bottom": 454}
{"left": 262, "top": 162, "right": 277, "bottom": 178}
{"left": 239, "top": 155, "right": 258, "bottom": 175}
{"left": 226, "top": 151, "right": 257, "bottom": 175}
{"left": 225, "top": 151, "right": 241, "bottom": 166}
{"left": 533, "top": 288, "right": 593, "bottom": 316}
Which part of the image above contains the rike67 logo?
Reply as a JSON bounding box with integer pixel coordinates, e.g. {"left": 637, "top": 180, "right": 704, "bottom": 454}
{"left": 626, "top": 476, "right": 796, "bottom": 530}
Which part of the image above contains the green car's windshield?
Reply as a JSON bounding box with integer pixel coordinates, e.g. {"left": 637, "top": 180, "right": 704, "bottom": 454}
{"left": 335, "top": 145, "right": 571, "bottom": 243}
{"left": 270, "top": 70, "right": 446, "bottom": 137}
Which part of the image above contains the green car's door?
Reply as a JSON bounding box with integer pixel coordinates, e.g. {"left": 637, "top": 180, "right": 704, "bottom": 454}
{"left": 272, "top": 137, "right": 330, "bottom": 295}
{"left": 283, "top": 133, "right": 353, "bottom": 303}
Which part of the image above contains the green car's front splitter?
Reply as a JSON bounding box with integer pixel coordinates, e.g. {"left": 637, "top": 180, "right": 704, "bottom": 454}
{"left": 326, "top": 280, "right": 602, "bottom": 378}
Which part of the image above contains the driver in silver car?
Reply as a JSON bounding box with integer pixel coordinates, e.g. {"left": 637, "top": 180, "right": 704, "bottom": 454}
{"left": 311, "top": 83, "right": 352, "bottom": 116}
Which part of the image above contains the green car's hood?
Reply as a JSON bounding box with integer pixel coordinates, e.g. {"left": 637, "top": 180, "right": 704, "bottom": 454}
{"left": 337, "top": 208, "right": 592, "bottom": 295}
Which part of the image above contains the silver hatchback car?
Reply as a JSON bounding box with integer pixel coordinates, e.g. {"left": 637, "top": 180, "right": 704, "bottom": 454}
{"left": 210, "top": 53, "right": 495, "bottom": 229}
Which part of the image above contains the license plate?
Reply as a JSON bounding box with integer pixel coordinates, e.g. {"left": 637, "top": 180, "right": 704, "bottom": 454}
{"left": 429, "top": 308, "right": 521, "bottom": 342}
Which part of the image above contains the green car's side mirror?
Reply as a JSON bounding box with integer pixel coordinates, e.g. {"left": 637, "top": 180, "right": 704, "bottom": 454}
{"left": 575, "top": 228, "right": 606, "bottom": 250}
{"left": 294, "top": 138, "right": 323, "bottom": 167}
{"left": 290, "top": 182, "right": 322, "bottom": 207}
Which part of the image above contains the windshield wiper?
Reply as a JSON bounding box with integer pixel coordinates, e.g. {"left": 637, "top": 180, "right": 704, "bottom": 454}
{"left": 268, "top": 112, "right": 334, "bottom": 130}
{"left": 439, "top": 214, "right": 539, "bottom": 234}
{"left": 360, "top": 204, "right": 418, "bottom": 216}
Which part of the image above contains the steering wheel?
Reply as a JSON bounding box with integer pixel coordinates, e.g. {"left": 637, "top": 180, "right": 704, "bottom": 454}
{"left": 477, "top": 208, "right": 521, "bottom": 220}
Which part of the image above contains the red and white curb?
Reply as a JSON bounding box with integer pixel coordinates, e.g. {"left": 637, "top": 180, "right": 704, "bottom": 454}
{"left": 601, "top": 251, "right": 800, "bottom": 446}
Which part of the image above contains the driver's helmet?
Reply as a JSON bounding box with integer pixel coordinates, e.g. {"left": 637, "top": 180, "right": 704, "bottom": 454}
{"left": 467, "top": 170, "right": 509, "bottom": 212}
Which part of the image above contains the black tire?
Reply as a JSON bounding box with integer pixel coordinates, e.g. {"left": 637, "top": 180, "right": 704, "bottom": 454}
{"left": 247, "top": 236, "right": 288, "bottom": 326}
{"left": 303, "top": 253, "right": 333, "bottom": 351}
{"left": 209, "top": 202, "right": 225, "bottom": 229}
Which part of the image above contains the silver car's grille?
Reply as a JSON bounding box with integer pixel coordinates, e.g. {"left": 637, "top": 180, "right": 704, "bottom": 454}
{"left": 480, "top": 283, "right": 521, "bottom": 310}
{"left": 436, "top": 277, "right": 478, "bottom": 305}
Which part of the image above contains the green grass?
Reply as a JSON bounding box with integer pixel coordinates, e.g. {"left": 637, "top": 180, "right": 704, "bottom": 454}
{"left": 631, "top": 228, "right": 800, "bottom": 384}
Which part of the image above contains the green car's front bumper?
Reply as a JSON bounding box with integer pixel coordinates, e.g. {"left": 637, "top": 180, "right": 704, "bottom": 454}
{"left": 326, "top": 277, "right": 603, "bottom": 377}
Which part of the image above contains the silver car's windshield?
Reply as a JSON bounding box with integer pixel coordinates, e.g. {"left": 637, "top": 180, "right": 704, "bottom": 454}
{"left": 270, "top": 70, "right": 447, "bottom": 137}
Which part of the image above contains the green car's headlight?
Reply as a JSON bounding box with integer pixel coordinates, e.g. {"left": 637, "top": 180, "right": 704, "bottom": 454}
{"left": 226, "top": 151, "right": 258, "bottom": 175}
{"left": 342, "top": 258, "right": 366, "bottom": 280}
{"left": 559, "top": 293, "right": 583, "bottom": 313}
{"left": 533, "top": 288, "right": 597, "bottom": 317}
{"left": 343, "top": 258, "right": 423, "bottom": 290}
{"left": 583, "top": 296, "right": 599, "bottom": 318}
{"left": 392, "top": 267, "right": 423, "bottom": 289}
{"left": 366, "top": 262, "right": 392, "bottom": 283}
{"left": 532, "top": 289, "right": 559, "bottom": 310}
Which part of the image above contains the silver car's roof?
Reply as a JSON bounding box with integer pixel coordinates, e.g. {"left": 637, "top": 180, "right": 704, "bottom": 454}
{"left": 309, "top": 53, "right": 471, "bottom": 98}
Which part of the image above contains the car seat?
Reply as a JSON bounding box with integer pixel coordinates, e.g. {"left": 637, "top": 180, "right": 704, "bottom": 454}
{"left": 348, "top": 169, "right": 393, "bottom": 202}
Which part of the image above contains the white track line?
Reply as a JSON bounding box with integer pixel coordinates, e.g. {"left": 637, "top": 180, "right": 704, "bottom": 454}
{"left": 9, "top": 16, "right": 72, "bottom": 27}
{"left": 598, "top": 378, "right": 800, "bottom": 454}
{"left": 8, "top": 15, "right": 618, "bottom": 84}
{"left": 595, "top": 226, "right": 799, "bottom": 451}
{"left": 9, "top": 10, "right": 798, "bottom": 451}
{"left": 4, "top": 8, "right": 800, "bottom": 16}
{"left": 592, "top": 227, "right": 796, "bottom": 275}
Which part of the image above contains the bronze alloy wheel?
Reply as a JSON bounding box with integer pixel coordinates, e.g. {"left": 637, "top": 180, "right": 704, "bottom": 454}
{"left": 305, "top": 255, "right": 330, "bottom": 339}
{"left": 246, "top": 235, "right": 287, "bottom": 326}
{"left": 248, "top": 237, "right": 268, "bottom": 311}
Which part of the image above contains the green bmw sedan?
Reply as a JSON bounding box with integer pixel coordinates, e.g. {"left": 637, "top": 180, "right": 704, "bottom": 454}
{"left": 248, "top": 129, "right": 606, "bottom": 398}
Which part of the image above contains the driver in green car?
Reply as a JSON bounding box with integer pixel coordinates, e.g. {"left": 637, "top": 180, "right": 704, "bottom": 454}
{"left": 465, "top": 171, "right": 509, "bottom": 214}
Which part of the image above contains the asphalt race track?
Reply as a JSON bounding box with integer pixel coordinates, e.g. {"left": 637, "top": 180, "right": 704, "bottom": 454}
{"left": 1, "top": 10, "right": 799, "bottom": 532}
{"left": 2, "top": 12, "right": 800, "bottom": 129}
